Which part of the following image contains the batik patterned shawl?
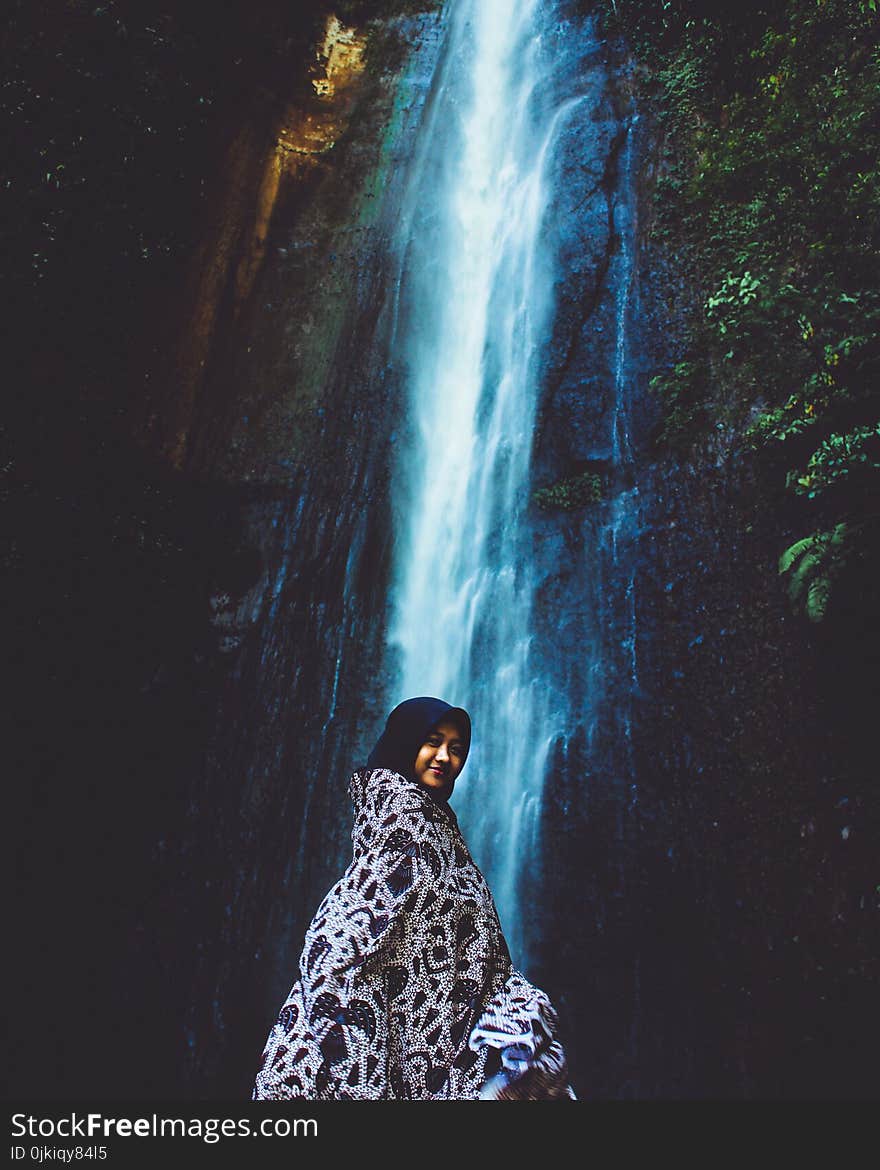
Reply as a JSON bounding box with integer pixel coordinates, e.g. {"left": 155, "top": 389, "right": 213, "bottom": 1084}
{"left": 253, "top": 767, "right": 575, "bottom": 1100}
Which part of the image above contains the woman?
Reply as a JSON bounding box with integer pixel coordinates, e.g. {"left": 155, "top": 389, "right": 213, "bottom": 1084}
{"left": 253, "top": 696, "right": 575, "bottom": 1100}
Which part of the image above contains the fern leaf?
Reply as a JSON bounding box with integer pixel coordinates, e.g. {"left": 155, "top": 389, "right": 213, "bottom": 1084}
{"left": 788, "top": 547, "right": 826, "bottom": 601}
{"left": 779, "top": 534, "right": 818, "bottom": 575}
{"left": 778, "top": 523, "right": 848, "bottom": 621}
{"left": 806, "top": 575, "right": 831, "bottom": 622}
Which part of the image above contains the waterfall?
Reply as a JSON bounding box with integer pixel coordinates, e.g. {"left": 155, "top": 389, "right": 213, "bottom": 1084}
{"left": 383, "top": 0, "right": 575, "bottom": 961}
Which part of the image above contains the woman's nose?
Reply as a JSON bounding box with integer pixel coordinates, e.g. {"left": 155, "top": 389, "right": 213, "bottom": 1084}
{"left": 436, "top": 742, "right": 449, "bottom": 761}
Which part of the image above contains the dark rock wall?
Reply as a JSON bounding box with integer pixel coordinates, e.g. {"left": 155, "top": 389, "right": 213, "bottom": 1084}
{"left": 7, "top": 6, "right": 448, "bottom": 1100}
{"left": 528, "top": 8, "right": 876, "bottom": 1100}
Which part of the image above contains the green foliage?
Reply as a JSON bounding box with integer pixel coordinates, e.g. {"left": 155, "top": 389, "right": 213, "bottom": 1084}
{"left": 790, "top": 424, "right": 880, "bottom": 499}
{"left": 532, "top": 470, "right": 603, "bottom": 511}
{"left": 649, "top": 360, "right": 709, "bottom": 449}
{"left": 705, "top": 271, "right": 762, "bottom": 335}
{"left": 601, "top": 0, "right": 880, "bottom": 621}
{"left": 778, "top": 522, "right": 848, "bottom": 622}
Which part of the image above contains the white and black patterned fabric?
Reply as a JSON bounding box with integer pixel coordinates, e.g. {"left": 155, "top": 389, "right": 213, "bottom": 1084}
{"left": 252, "top": 767, "right": 576, "bottom": 1100}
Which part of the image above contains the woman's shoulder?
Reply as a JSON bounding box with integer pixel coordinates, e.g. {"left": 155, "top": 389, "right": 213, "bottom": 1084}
{"left": 348, "top": 767, "right": 457, "bottom": 842}
{"left": 348, "top": 766, "right": 420, "bottom": 818}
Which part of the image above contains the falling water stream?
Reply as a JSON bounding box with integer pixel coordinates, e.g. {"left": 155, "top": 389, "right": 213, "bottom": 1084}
{"left": 383, "top": 0, "right": 582, "bottom": 959}
{"left": 606, "top": 119, "right": 640, "bottom": 804}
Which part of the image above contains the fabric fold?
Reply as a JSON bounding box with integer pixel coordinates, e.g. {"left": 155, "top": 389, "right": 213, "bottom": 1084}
{"left": 468, "top": 969, "right": 577, "bottom": 1100}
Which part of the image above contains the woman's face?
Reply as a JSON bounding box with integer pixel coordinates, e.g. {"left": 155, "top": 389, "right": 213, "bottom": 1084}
{"left": 412, "top": 720, "right": 467, "bottom": 800}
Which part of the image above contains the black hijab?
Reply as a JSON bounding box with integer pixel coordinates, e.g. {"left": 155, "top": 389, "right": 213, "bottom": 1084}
{"left": 366, "top": 696, "right": 472, "bottom": 785}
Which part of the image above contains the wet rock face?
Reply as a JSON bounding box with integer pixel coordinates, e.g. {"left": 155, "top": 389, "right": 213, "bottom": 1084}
{"left": 142, "top": 10, "right": 445, "bottom": 483}
{"left": 533, "top": 42, "right": 620, "bottom": 473}
{"left": 523, "top": 13, "right": 875, "bottom": 1099}
{"left": 542, "top": 450, "right": 876, "bottom": 1100}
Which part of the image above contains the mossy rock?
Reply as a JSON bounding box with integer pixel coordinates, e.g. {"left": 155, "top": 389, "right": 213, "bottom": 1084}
{"left": 532, "top": 470, "right": 603, "bottom": 511}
